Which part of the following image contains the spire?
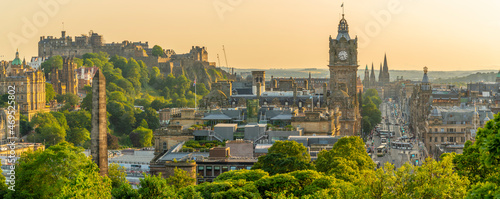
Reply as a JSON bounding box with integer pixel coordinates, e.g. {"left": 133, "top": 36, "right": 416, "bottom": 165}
{"left": 422, "top": 66, "right": 429, "bottom": 83}
{"left": 378, "top": 63, "right": 383, "bottom": 80}
{"left": 383, "top": 53, "right": 389, "bottom": 82}
{"left": 336, "top": 4, "right": 350, "bottom": 41}
{"left": 383, "top": 53, "right": 389, "bottom": 74}
{"left": 370, "top": 62, "right": 377, "bottom": 83}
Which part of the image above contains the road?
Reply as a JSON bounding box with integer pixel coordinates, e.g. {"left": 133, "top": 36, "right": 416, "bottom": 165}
{"left": 369, "top": 101, "right": 421, "bottom": 169}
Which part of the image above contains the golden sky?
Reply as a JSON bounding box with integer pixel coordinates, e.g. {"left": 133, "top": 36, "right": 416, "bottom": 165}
{"left": 1, "top": 0, "right": 499, "bottom": 71}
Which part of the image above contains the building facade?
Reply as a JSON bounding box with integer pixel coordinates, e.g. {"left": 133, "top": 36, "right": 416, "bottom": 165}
{"left": 0, "top": 50, "right": 48, "bottom": 120}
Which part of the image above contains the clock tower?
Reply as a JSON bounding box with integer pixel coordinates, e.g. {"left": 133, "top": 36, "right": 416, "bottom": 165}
{"left": 327, "top": 12, "right": 361, "bottom": 136}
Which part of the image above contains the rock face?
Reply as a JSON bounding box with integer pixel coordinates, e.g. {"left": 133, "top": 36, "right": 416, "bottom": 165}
{"left": 171, "top": 60, "right": 232, "bottom": 90}
{"left": 91, "top": 69, "right": 108, "bottom": 176}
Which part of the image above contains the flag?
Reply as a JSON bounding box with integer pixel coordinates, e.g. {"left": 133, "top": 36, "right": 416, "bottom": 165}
{"left": 193, "top": 78, "right": 196, "bottom": 86}
{"left": 341, "top": 3, "right": 343, "bottom": 7}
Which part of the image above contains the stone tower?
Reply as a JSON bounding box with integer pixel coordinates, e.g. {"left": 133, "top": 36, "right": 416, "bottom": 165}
{"left": 91, "top": 69, "right": 108, "bottom": 176}
{"left": 252, "top": 71, "right": 265, "bottom": 95}
{"left": 327, "top": 12, "right": 361, "bottom": 136}
{"left": 370, "top": 63, "right": 376, "bottom": 88}
{"left": 363, "top": 65, "right": 370, "bottom": 88}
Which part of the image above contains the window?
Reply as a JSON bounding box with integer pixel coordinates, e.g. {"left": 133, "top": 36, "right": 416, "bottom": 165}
{"left": 441, "top": 137, "right": 444, "bottom": 142}
{"left": 206, "top": 166, "right": 213, "bottom": 176}
{"left": 441, "top": 128, "right": 444, "bottom": 132}
{"left": 429, "top": 137, "right": 432, "bottom": 142}
{"left": 163, "top": 142, "right": 167, "bottom": 152}
{"left": 198, "top": 166, "right": 204, "bottom": 170}
{"left": 222, "top": 166, "right": 228, "bottom": 172}
{"left": 246, "top": 166, "right": 252, "bottom": 170}
{"left": 435, "top": 137, "right": 437, "bottom": 142}
{"left": 461, "top": 137, "right": 465, "bottom": 142}
{"left": 230, "top": 166, "right": 237, "bottom": 170}
{"left": 214, "top": 166, "right": 221, "bottom": 176}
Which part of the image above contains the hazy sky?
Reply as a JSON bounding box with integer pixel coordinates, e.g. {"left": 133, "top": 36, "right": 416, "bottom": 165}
{"left": 1, "top": 0, "right": 499, "bottom": 71}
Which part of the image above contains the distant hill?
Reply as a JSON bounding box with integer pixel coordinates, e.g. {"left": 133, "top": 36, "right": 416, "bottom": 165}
{"left": 233, "top": 68, "right": 497, "bottom": 82}
{"left": 433, "top": 72, "right": 496, "bottom": 85}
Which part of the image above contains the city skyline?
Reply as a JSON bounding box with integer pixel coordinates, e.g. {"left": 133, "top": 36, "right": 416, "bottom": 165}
{"left": 1, "top": 0, "right": 499, "bottom": 71}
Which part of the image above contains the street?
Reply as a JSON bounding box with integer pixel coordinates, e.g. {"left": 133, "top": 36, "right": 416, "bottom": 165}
{"left": 368, "top": 100, "right": 421, "bottom": 169}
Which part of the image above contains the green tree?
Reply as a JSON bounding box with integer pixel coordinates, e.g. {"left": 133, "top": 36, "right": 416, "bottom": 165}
{"left": 112, "top": 183, "right": 139, "bottom": 199}
{"left": 19, "top": 114, "right": 33, "bottom": 136}
{"left": 252, "top": 140, "right": 313, "bottom": 175}
{"left": 41, "top": 55, "right": 63, "bottom": 76}
{"left": 7, "top": 142, "right": 111, "bottom": 199}
{"left": 139, "top": 119, "right": 149, "bottom": 129}
{"left": 45, "top": 83, "right": 55, "bottom": 103}
{"left": 166, "top": 168, "right": 195, "bottom": 190}
{"left": 410, "top": 155, "right": 469, "bottom": 199}
{"left": 215, "top": 169, "right": 269, "bottom": 182}
{"left": 66, "top": 127, "right": 90, "bottom": 146}
{"left": 316, "top": 136, "right": 374, "bottom": 181}
{"left": 30, "top": 112, "right": 66, "bottom": 146}
{"left": 130, "top": 127, "right": 153, "bottom": 147}
{"left": 50, "top": 111, "right": 69, "bottom": 131}
{"left": 138, "top": 174, "right": 177, "bottom": 199}
{"left": 152, "top": 45, "right": 164, "bottom": 57}
{"left": 362, "top": 97, "right": 382, "bottom": 133}
{"left": 109, "top": 163, "right": 128, "bottom": 188}
{"left": 108, "top": 133, "right": 120, "bottom": 150}
{"left": 64, "top": 110, "right": 92, "bottom": 132}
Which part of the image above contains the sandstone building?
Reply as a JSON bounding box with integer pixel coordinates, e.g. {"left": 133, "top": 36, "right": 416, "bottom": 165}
{"left": 50, "top": 57, "right": 78, "bottom": 95}
{"left": 0, "top": 50, "right": 48, "bottom": 120}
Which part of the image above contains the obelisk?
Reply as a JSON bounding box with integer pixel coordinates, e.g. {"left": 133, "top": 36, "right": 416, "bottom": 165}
{"left": 91, "top": 69, "right": 108, "bottom": 176}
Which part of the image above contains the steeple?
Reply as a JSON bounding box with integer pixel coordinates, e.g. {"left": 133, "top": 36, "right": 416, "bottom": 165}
{"left": 364, "top": 64, "right": 370, "bottom": 88}
{"left": 383, "top": 53, "right": 389, "bottom": 83}
{"left": 336, "top": 11, "right": 350, "bottom": 41}
{"left": 378, "top": 63, "right": 383, "bottom": 82}
{"left": 370, "top": 63, "right": 376, "bottom": 85}
{"left": 421, "top": 66, "right": 430, "bottom": 91}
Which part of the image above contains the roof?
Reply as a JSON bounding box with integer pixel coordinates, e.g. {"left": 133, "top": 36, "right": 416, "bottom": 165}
{"left": 270, "top": 114, "right": 293, "bottom": 120}
{"left": 12, "top": 51, "right": 22, "bottom": 65}
{"left": 214, "top": 123, "right": 238, "bottom": 128}
{"left": 202, "top": 114, "right": 232, "bottom": 120}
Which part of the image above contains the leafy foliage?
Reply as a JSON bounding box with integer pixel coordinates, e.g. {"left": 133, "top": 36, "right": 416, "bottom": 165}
{"left": 7, "top": 142, "right": 111, "bottom": 199}
{"left": 253, "top": 140, "right": 313, "bottom": 175}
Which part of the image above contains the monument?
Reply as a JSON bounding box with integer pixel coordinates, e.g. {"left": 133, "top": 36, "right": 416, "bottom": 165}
{"left": 91, "top": 69, "right": 108, "bottom": 176}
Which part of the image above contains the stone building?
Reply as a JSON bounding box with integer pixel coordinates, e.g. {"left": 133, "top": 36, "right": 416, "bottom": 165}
{"left": 325, "top": 13, "right": 361, "bottom": 136}
{"left": 0, "top": 50, "right": 48, "bottom": 120}
{"left": 425, "top": 105, "right": 493, "bottom": 156}
{"left": 291, "top": 108, "right": 340, "bottom": 136}
{"left": 50, "top": 57, "right": 78, "bottom": 95}
{"left": 408, "top": 67, "right": 433, "bottom": 156}
{"left": 76, "top": 66, "right": 98, "bottom": 95}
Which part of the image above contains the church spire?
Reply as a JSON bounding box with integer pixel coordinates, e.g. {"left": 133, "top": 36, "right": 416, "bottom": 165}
{"left": 383, "top": 53, "right": 389, "bottom": 83}
{"left": 378, "top": 63, "right": 383, "bottom": 81}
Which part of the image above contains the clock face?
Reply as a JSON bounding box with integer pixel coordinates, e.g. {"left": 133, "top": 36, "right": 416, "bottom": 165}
{"left": 338, "top": 51, "right": 348, "bottom": 60}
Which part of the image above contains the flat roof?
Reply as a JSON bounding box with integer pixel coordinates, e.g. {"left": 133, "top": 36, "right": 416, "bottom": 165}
{"left": 214, "top": 123, "right": 238, "bottom": 127}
